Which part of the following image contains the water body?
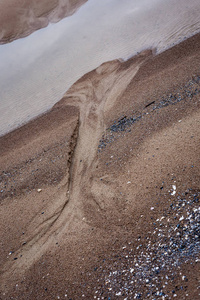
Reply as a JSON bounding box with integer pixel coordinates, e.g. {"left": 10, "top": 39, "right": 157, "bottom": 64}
{"left": 0, "top": 0, "right": 200, "bottom": 135}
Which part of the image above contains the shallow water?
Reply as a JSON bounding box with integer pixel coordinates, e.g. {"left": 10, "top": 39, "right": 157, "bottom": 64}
{"left": 0, "top": 0, "right": 200, "bottom": 135}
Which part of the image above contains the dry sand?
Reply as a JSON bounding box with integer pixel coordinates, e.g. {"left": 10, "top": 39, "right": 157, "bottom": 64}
{"left": 0, "top": 32, "right": 200, "bottom": 299}
{"left": 0, "top": 0, "right": 87, "bottom": 44}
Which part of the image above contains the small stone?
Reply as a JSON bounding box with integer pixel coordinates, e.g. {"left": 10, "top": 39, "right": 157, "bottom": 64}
{"left": 171, "top": 185, "right": 176, "bottom": 196}
{"left": 182, "top": 275, "right": 188, "bottom": 281}
{"left": 37, "top": 189, "right": 42, "bottom": 192}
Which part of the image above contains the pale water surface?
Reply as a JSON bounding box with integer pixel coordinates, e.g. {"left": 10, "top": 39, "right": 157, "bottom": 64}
{"left": 0, "top": 0, "right": 200, "bottom": 135}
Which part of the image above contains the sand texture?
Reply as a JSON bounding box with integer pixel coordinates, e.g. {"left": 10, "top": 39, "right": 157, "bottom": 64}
{"left": 0, "top": 33, "right": 200, "bottom": 299}
{"left": 0, "top": 0, "right": 87, "bottom": 44}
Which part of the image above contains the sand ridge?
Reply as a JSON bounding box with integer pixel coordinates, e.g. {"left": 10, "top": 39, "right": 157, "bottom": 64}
{"left": 0, "top": 50, "right": 151, "bottom": 282}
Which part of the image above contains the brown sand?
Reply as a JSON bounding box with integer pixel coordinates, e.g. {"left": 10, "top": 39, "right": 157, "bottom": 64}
{"left": 0, "top": 33, "right": 200, "bottom": 299}
{"left": 0, "top": 0, "right": 87, "bottom": 44}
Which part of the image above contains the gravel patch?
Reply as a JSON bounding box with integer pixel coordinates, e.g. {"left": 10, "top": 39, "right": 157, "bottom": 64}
{"left": 98, "top": 75, "right": 200, "bottom": 151}
{"left": 90, "top": 189, "right": 200, "bottom": 299}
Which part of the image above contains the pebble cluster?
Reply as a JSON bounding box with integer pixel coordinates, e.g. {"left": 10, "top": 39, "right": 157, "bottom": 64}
{"left": 92, "top": 189, "right": 200, "bottom": 299}
{"left": 98, "top": 74, "right": 200, "bottom": 151}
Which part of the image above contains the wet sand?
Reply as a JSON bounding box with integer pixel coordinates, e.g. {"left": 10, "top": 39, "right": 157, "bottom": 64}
{"left": 0, "top": 0, "right": 87, "bottom": 44}
{"left": 0, "top": 32, "right": 200, "bottom": 299}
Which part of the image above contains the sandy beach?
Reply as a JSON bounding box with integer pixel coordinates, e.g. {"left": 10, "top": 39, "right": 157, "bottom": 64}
{"left": 0, "top": 1, "right": 200, "bottom": 299}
